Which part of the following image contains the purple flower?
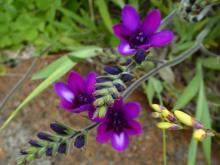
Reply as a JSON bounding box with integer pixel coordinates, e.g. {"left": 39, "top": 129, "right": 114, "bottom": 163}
{"left": 96, "top": 98, "right": 142, "bottom": 152}
{"left": 54, "top": 71, "right": 96, "bottom": 113}
{"left": 113, "top": 5, "right": 174, "bottom": 56}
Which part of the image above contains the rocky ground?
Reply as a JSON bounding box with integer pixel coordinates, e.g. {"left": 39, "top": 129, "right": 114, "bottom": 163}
{"left": 0, "top": 57, "right": 219, "bottom": 165}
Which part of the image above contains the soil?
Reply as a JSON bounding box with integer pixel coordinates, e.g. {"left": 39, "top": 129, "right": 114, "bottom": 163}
{"left": 0, "top": 57, "right": 219, "bottom": 165}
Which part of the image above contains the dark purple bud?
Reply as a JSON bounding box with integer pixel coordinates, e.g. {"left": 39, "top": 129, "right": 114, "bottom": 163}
{"left": 193, "top": 121, "right": 204, "bottom": 129}
{"left": 114, "top": 83, "right": 126, "bottom": 92}
{"left": 20, "top": 150, "right": 29, "bottom": 155}
{"left": 29, "top": 140, "right": 42, "bottom": 148}
{"left": 58, "top": 142, "right": 67, "bottom": 154}
{"left": 50, "top": 122, "right": 68, "bottom": 135}
{"left": 46, "top": 147, "right": 53, "bottom": 156}
{"left": 104, "top": 66, "right": 122, "bottom": 75}
{"left": 134, "top": 49, "right": 147, "bottom": 64}
{"left": 37, "top": 132, "right": 54, "bottom": 142}
{"left": 96, "top": 77, "right": 112, "bottom": 83}
{"left": 120, "top": 73, "right": 133, "bottom": 82}
{"left": 124, "top": 59, "right": 132, "bottom": 66}
{"left": 74, "top": 135, "right": 86, "bottom": 148}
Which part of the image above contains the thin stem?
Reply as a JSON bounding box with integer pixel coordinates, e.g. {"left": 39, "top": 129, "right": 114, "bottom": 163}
{"left": 70, "top": 122, "right": 99, "bottom": 138}
{"left": 88, "top": 0, "right": 95, "bottom": 22}
{"left": 159, "top": 9, "right": 179, "bottom": 30}
{"left": 200, "top": 43, "right": 220, "bottom": 57}
{"left": 157, "top": 93, "right": 167, "bottom": 165}
{"left": 162, "top": 130, "right": 167, "bottom": 165}
{"left": 0, "top": 46, "right": 52, "bottom": 113}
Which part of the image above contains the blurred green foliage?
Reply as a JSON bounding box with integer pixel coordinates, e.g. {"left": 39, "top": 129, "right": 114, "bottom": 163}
{"left": 0, "top": 0, "right": 121, "bottom": 50}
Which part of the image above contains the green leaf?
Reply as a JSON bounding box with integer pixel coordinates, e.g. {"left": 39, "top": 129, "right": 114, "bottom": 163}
{"left": 198, "top": 79, "right": 211, "bottom": 165}
{"left": 187, "top": 139, "right": 198, "bottom": 165}
{"left": 111, "top": 0, "right": 125, "bottom": 8}
{"left": 32, "top": 56, "right": 78, "bottom": 80}
{"left": 188, "top": 63, "right": 212, "bottom": 165}
{"left": 200, "top": 57, "right": 220, "bottom": 70}
{"left": 173, "top": 73, "right": 201, "bottom": 110}
{"left": 0, "top": 57, "right": 75, "bottom": 132}
{"left": 144, "top": 77, "right": 162, "bottom": 104}
{"left": 67, "top": 46, "right": 102, "bottom": 59}
{"left": 95, "top": 0, "right": 113, "bottom": 33}
{"left": 33, "top": 46, "right": 101, "bottom": 80}
{"left": 152, "top": 77, "right": 163, "bottom": 94}
{"left": 144, "top": 78, "right": 155, "bottom": 104}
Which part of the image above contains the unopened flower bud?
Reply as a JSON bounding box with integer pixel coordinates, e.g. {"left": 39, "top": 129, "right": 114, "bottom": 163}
{"left": 74, "top": 134, "right": 86, "bottom": 148}
{"left": 37, "top": 132, "right": 56, "bottom": 142}
{"left": 134, "top": 49, "right": 147, "bottom": 64}
{"left": 114, "top": 83, "right": 126, "bottom": 92}
{"left": 151, "top": 112, "right": 161, "bottom": 118}
{"left": 174, "top": 110, "right": 204, "bottom": 128}
{"left": 151, "top": 104, "right": 167, "bottom": 112}
{"left": 120, "top": 73, "right": 133, "bottom": 82}
{"left": 104, "top": 66, "right": 122, "bottom": 75}
{"left": 46, "top": 147, "right": 53, "bottom": 156}
{"left": 193, "top": 129, "right": 206, "bottom": 141}
{"left": 174, "top": 110, "right": 193, "bottom": 127}
{"left": 96, "top": 77, "right": 114, "bottom": 83}
{"left": 161, "top": 110, "right": 176, "bottom": 122}
{"left": 58, "top": 142, "right": 67, "bottom": 154}
{"left": 50, "top": 122, "right": 71, "bottom": 136}
{"left": 29, "top": 140, "right": 43, "bottom": 148}
{"left": 93, "top": 106, "right": 107, "bottom": 118}
{"left": 193, "top": 120, "right": 204, "bottom": 129}
{"left": 157, "top": 122, "right": 182, "bottom": 130}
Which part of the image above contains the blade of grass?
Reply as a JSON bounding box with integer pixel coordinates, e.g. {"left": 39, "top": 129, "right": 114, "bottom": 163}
{"left": 187, "top": 63, "right": 211, "bottom": 165}
{"left": 96, "top": 0, "right": 113, "bottom": 33}
{"left": 33, "top": 46, "right": 101, "bottom": 80}
{"left": 0, "top": 56, "right": 75, "bottom": 132}
{"left": 173, "top": 73, "right": 201, "bottom": 110}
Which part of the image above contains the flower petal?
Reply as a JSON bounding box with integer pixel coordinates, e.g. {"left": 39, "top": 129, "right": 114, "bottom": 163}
{"left": 125, "top": 120, "right": 143, "bottom": 135}
{"left": 54, "top": 82, "right": 74, "bottom": 103}
{"left": 123, "top": 102, "right": 141, "bottom": 119}
{"left": 71, "top": 104, "right": 91, "bottom": 113}
{"left": 118, "top": 41, "right": 136, "bottom": 56}
{"left": 68, "top": 71, "right": 85, "bottom": 94}
{"left": 149, "top": 30, "right": 174, "bottom": 47}
{"left": 112, "top": 24, "right": 131, "bottom": 40}
{"left": 60, "top": 99, "right": 74, "bottom": 110}
{"left": 85, "top": 71, "right": 96, "bottom": 94}
{"left": 141, "top": 9, "right": 161, "bottom": 35}
{"left": 96, "top": 123, "right": 112, "bottom": 143}
{"left": 111, "top": 132, "right": 129, "bottom": 152}
{"left": 122, "top": 5, "right": 140, "bottom": 32}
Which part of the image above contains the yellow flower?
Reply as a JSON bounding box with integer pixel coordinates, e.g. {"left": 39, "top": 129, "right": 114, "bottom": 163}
{"left": 193, "top": 129, "right": 206, "bottom": 141}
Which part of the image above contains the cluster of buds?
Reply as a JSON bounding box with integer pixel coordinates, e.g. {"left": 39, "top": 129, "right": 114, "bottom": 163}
{"left": 93, "top": 50, "right": 149, "bottom": 118}
{"left": 151, "top": 104, "right": 215, "bottom": 141}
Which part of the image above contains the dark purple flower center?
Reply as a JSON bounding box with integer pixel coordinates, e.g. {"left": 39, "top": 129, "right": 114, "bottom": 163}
{"left": 74, "top": 93, "right": 93, "bottom": 106}
{"left": 129, "top": 31, "right": 148, "bottom": 48}
{"left": 106, "top": 110, "right": 130, "bottom": 134}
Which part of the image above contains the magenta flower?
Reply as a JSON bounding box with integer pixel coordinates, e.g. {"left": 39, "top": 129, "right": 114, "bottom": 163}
{"left": 96, "top": 98, "right": 142, "bottom": 152}
{"left": 54, "top": 71, "right": 96, "bottom": 113}
{"left": 113, "top": 5, "right": 174, "bottom": 56}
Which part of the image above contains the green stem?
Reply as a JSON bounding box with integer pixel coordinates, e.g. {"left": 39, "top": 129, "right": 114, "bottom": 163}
{"left": 158, "top": 94, "right": 167, "bottom": 165}
{"left": 162, "top": 129, "right": 167, "bottom": 165}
